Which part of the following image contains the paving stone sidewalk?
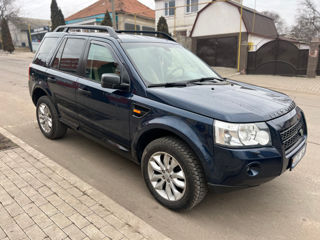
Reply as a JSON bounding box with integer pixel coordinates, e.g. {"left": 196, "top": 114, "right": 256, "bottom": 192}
{"left": 214, "top": 67, "right": 320, "bottom": 95}
{"left": 0, "top": 127, "right": 170, "bottom": 240}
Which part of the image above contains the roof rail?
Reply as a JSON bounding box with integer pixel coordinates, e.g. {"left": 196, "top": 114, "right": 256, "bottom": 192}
{"left": 53, "top": 25, "right": 119, "bottom": 39}
{"left": 116, "top": 30, "right": 175, "bottom": 42}
{"left": 53, "top": 25, "right": 175, "bottom": 42}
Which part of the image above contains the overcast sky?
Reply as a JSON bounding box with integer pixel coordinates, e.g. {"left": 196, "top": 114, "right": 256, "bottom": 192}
{"left": 15, "top": 0, "right": 316, "bottom": 26}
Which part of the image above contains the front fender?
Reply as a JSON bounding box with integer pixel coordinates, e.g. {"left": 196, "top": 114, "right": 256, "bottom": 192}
{"left": 131, "top": 115, "right": 215, "bottom": 179}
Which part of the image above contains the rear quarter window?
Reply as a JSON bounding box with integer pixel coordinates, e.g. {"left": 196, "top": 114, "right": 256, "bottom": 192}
{"left": 33, "top": 37, "right": 59, "bottom": 67}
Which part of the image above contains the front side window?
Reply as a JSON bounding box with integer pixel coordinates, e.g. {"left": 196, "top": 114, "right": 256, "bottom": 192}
{"left": 165, "top": 0, "right": 175, "bottom": 16}
{"left": 186, "top": 0, "right": 198, "bottom": 13}
{"left": 33, "top": 37, "right": 59, "bottom": 66}
{"left": 59, "top": 38, "right": 86, "bottom": 74}
{"left": 85, "top": 44, "right": 119, "bottom": 82}
{"left": 123, "top": 43, "right": 219, "bottom": 86}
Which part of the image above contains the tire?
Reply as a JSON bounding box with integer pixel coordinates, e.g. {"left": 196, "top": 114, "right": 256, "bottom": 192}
{"left": 36, "top": 96, "right": 67, "bottom": 139}
{"left": 141, "top": 136, "right": 208, "bottom": 210}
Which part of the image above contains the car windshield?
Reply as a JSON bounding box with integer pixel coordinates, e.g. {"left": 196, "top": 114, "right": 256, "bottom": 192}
{"left": 122, "top": 42, "right": 221, "bottom": 86}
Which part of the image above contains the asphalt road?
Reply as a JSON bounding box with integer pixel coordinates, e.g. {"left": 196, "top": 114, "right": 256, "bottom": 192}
{"left": 1, "top": 53, "right": 319, "bottom": 240}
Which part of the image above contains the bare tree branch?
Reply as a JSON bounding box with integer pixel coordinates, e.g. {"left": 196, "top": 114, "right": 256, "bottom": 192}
{"left": 290, "top": 0, "right": 320, "bottom": 42}
{"left": 0, "top": 0, "right": 19, "bottom": 19}
{"left": 261, "top": 11, "right": 289, "bottom": 35}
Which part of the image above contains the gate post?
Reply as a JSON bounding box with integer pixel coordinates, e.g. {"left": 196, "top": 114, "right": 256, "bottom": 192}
{"left": 307, "top": 38, "right": 320, "bottom": 78}
{"left": 239, "top": 41, "right": 248, "bottom": 74}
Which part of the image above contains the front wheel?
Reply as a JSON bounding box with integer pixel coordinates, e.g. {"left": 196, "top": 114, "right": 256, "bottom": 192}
{"left": 36, "top": 96, "right": 67, "bottom": 139}
{"left": 141, "top": 136, "right": 208, "bottom": 210}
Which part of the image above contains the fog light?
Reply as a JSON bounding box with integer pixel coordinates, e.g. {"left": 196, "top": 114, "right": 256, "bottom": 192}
{"left": 246, "top": 162, "right": 261, "bottom": 177}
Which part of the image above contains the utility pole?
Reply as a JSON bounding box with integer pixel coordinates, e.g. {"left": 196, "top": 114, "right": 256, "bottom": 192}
{"left": 110, "top": 0, "right": 116, "bottom": 30}
{"left": 237, "top": 0, "right": 243, "bottom": 72}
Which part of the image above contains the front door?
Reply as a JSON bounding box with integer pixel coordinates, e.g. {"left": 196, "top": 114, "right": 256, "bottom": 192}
{"left": 76, "top": 41, "right": 131, "bottom": 149}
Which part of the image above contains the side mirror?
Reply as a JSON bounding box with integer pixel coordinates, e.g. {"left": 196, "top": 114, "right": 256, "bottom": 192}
{"left": 101, "top": 73, "right": 129, "bottom": 90}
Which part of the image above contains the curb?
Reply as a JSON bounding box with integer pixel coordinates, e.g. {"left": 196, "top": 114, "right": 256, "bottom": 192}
{"left": 0, "top": 127, "right": 171, "bottom": 240}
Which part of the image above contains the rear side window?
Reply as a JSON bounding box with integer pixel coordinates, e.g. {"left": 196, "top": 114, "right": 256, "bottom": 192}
{"left": 52, "top": 39, "right": 66, "bottom": 69}
{"left": 59, "top": 38, "right": 86, "bottom": 74}
{"left": 33, "top": 37, "right": 59, "bottom": 66}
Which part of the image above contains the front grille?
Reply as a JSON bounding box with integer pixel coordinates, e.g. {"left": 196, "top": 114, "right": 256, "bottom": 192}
{"left": 280, "top": 118, "right": 304, "bottom": 151}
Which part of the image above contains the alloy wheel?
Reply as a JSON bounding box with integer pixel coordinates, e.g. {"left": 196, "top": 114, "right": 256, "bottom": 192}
{"left": 147, "top": 152, "right": 186, "bottom": 201}
{"left": 38, "top": 103, "right": 53, "bottom": 134}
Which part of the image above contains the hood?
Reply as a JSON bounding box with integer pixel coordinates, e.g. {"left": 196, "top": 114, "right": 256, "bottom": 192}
{"left": 146, "top": 81, "right": 295, "bottom": 122}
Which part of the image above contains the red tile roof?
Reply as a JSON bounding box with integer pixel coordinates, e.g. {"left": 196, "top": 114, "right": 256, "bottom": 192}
{"left": 66, "top": 0, "right": 155, "bottom": 21}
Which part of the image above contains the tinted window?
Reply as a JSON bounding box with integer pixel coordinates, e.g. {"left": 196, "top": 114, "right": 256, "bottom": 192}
{"left": 33, "top": 37, "right": 59, "bottom": 66}
{"left": 59, "top": 38, "right": 86, "bottom": 74}
{"left": 85, "top": 44, "right": 119, "bottom": 82}
{"left": 52, "top": 39, "right": 66, "bottom": 69}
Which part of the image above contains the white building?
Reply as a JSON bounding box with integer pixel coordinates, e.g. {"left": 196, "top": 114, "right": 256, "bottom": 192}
{"left": 189, "top": 0, "right": 278, "bottom": 68}
{"left": 155, "top": 0, "right": 241, "bottom": 36}
{"left": 7, "top": 18, "right": 50, "bottom": 51}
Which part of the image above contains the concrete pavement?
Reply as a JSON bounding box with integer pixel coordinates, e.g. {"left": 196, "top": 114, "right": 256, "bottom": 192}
{"left": 0, "top": 52, "right": 320, "bottom": 240}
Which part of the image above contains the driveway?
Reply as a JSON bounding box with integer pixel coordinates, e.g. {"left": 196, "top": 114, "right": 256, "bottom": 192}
{"left": 0, "top": 53, "right": 319, "bottom": 240}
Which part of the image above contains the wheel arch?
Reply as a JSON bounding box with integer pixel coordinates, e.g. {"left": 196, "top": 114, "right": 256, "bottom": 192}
{"left": 32, "top": 87, "right": 49, "bottom": 106}
{"left": 132, "top": 117, "right": 211, "bottom": 176}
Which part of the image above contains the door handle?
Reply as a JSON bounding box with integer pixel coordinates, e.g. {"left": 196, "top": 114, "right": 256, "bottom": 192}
{"left": 78, "top": 88, "right": 91, "bottom": 96}
{"left": 47, "top": 77, "right": 56, "bottom": 83}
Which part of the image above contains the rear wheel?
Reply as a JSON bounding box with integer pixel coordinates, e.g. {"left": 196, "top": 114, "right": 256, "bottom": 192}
{"left": 142, "top": 136, "right": 208, "bottom": 210}
{"left": 36, "top": 96, "right": 67, "bottom": 139}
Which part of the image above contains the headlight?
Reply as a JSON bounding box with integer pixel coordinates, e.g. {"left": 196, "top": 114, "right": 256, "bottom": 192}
{"left": 214, "top": 120, "right": 271, "bottom": 147}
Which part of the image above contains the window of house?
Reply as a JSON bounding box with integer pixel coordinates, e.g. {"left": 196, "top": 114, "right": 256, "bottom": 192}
{"left": 85, "top": 44, "right": 119, "bottom": 82}
{"left": 124, "top": 23, "right": 141, "bottom": 31}
{"left": 142, "top": 26, "right": 155, "bottom": 31}
{"left": 165, "top": 0, "right": 175, "bottom": 16}
{"left": 33, "top": 37, "right": 59, "bottom": 67}
{"left": 59, "top": 38, "right": 86, "bottom": 74}
{"left": 186, "top": 0, "right": 198, "bottom": 13}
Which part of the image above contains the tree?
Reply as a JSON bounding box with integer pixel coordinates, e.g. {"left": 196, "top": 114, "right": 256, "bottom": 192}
{"left": 1, "top": 17, "right": 14, "bottom": 52}
{"left": 290, "top": 0, "right": 320, "bottom": 42}
{"left": 101, "top": 9, "right": 112, "bottom": 27}
{"left": 261, "top": 11, "right": 288, "bottom": 35}
{"left": 0, "top": 0, "right": 18, "bottom": 52}
{"left": 50, "top": 0, "right": 65, "bottom": 31}
{"left": 157, "top": 16, "right": 169, "bottom": 35}
{"left": 0, "top": 0, "right": 19, "bottom": 19}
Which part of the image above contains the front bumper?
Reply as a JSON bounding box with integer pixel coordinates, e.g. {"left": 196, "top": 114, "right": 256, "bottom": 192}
{"left": 207, "top": 107, "right": 307, "bottom": 188}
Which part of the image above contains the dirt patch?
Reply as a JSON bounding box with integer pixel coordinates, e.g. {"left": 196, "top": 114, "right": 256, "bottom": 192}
{"left": 0, "top": 133, "right": 17, "bottom": 151}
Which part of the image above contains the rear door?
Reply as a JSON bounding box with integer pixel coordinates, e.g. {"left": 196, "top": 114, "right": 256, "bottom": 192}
{"left": 47, "top": 37, "right": 87, "bottom": 127}
{"left": 30, "top": 37, "right": 60, "bottom": 94}
{"left": 76, "top": 40, "right": 132, "bottom": 149}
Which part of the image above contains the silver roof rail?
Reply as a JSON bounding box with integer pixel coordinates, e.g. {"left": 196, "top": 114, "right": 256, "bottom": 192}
{"left": 116, "top": 30, "right": 175, "bottom": 42}
{"left": 53, "top": 25, "right": 119, "bottom": 39}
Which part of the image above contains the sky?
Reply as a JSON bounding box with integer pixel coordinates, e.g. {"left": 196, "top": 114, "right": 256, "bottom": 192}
{"left": 15, "top": 0, "right": 316, "bottom": 27}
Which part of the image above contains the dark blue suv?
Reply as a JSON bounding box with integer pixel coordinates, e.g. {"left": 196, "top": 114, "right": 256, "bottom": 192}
{"left": 29, "top": 25, "right": 307, "bottom": 210}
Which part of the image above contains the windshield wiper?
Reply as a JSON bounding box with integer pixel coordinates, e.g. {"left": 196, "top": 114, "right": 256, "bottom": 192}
{"left": 147, "top": 77, "right": 225, "bottom": 88}
{"left": 187, "top": 77, "right": 225, "bottom": 84}
{"left": 148, "top": 82, "right": 187, "bottom": 88}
